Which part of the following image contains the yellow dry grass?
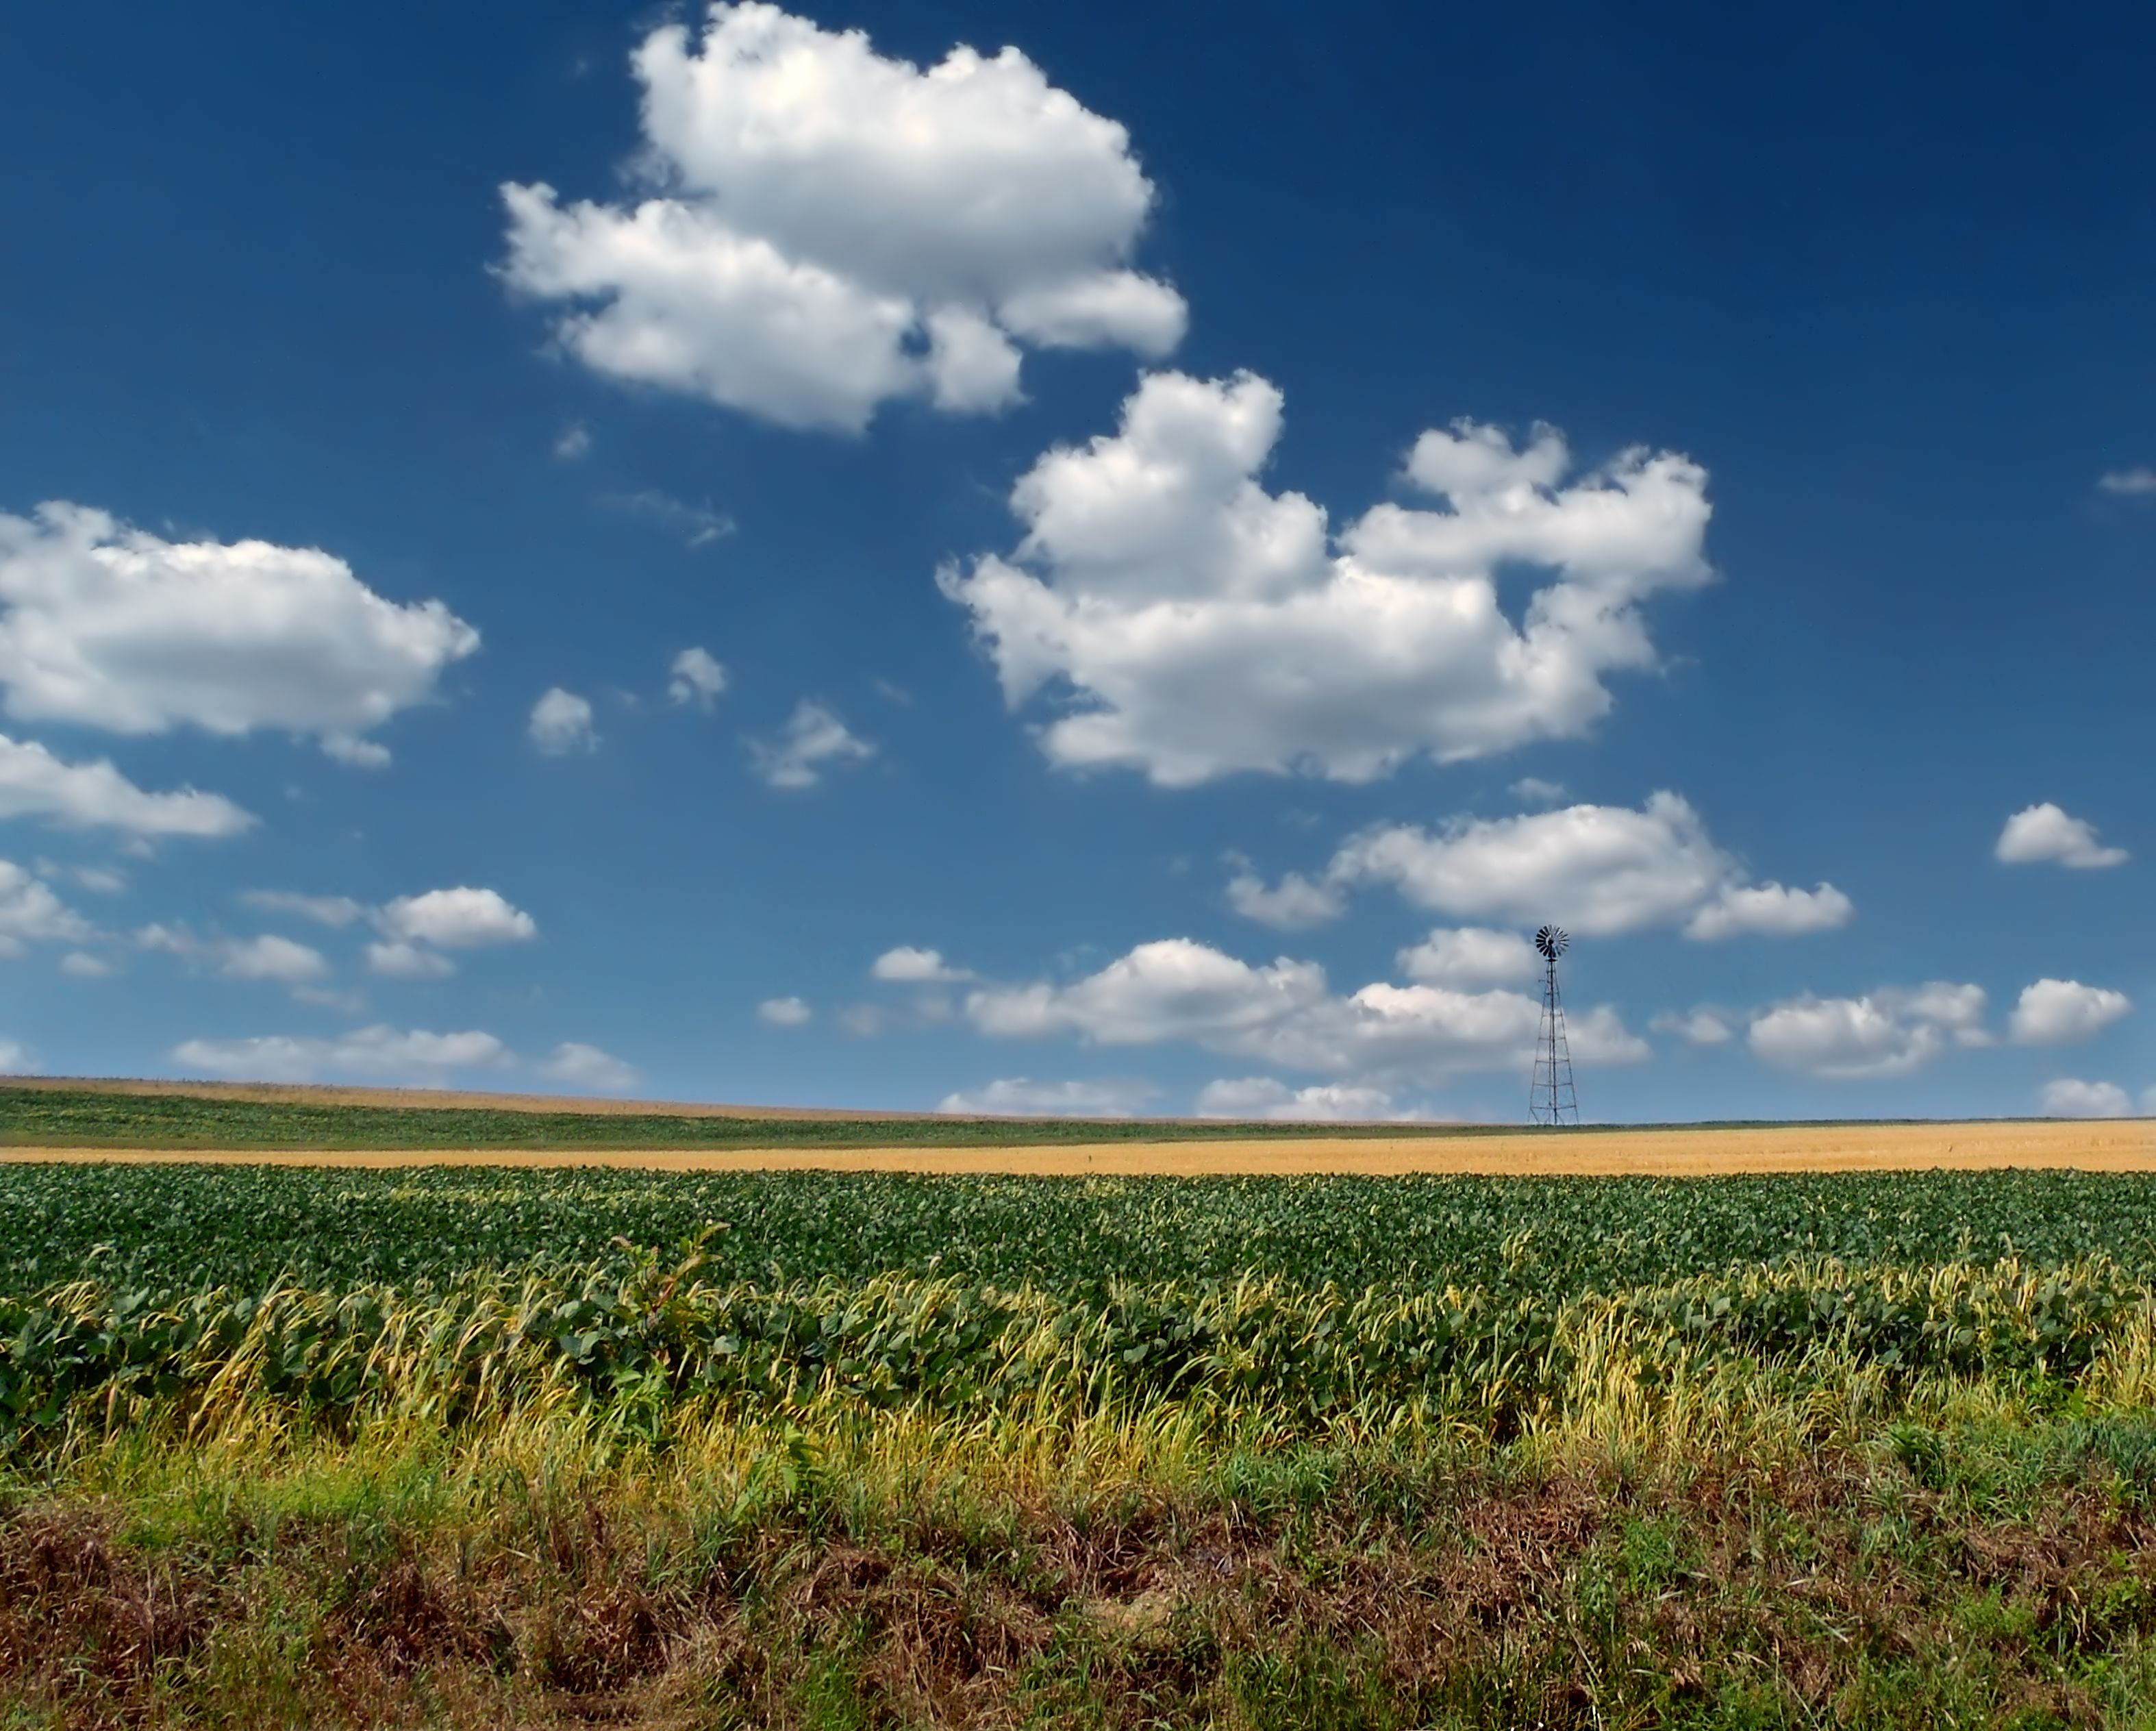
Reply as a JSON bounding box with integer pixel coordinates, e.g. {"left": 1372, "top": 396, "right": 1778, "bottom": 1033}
{"left": 5, "top": 1119, "right": 2155, "bottom": 1176}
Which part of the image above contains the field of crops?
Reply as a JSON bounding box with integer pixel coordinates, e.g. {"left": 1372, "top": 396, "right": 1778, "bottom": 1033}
{"left": 11, "top": 1160, "right": 2156, "bottom": 1293}
{"left": 8, "top": 1160, "right": 2156, "bottom": 1458}
{"left": 16, "top": 1155, "right": 2156, "bottom": 1724}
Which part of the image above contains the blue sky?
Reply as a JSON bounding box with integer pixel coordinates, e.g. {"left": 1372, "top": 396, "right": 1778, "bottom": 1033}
{"left": 1, "top": 0, "right": 2152, "bottom": 1121}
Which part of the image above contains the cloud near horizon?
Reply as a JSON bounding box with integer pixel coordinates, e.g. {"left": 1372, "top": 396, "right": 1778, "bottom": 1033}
{"left": 1192, "top": 1076, "right": 1405, "bottom": 1121}
{"left": 953, "top": 934, "right": 1648, "bottom": 1088}
{"left": 1229, "top": 793, "right": 1853, "bottom": 941}
{"left": 169, "top": 1025, "right": 514, "bottom": 1084}
{"left": 2040, "top": 1078, "right": 2138, "bottom": 1118}
{"left": 936, "top": 1075, "right": 1160, "bottom": 1117}
{"left": 1748, "top": 983, "right": 1990, "bottom": 1080}
{"left": 2007, "top": 978, "right": 2132, "bottom": 1047}
{"left": 536, "top": 1040, "right": 640, "bottom": 1092}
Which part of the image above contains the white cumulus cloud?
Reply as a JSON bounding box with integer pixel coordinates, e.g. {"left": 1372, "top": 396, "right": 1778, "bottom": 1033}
{"left": 0, "top": 503, "right": 477, "bottom": 762}
{"left": 375, "top": 887, "right": 538, "bottom": 949}
{"left": 1270, "top": 793, "right": 1853, "bottom": 940}
{"left": 961, "top": 935, "right": 1646, "bottom": 1087}
{"left": 366, "top": 941, "right": 456, "bottom": 980}
{"left": 942, "top": 373, "right": 1714, "bottom": 786}
{"left": 871, "top": 946, "right": 973, "bottom": 984}
{"left": 1192, "top": 1077, "right": 1401, "bottom": 1121}
{"left": 2008, "top": 978, "right": 2133, "bottom": 1047}
{"left": 529, "top": 688, "right": 596, "bottom": 754}
{"left": 500, "top": 4, "right": 1182, "bottom": 433}
{"left": 1396, "top": 926, "right": 1541, "bottom": 989}
{"left": 0, "top": 733, "right": 252, "bottom": 837}
{"left": 170, "top": 1025, "right": 513, "bottom": 1084}
{"left": 1748, "top": 983, "right": 1990, "bottom": 1080}
{"left": 1224, "top": 864, "right": 1345, "bottom": 931}
{"left": 1683, "top": 881, "right": 1855, "bottom": 941}
{"left": 234, "top": 886, "right": 531, "bottom": 980}
{"left": 136, "top": 924, "right": 331, "bottom": 985}
{"left": 0, "top": 860, "right": 95, "bottom": 955}
{"left": 757, "top": 995, "right": 812, "bottom": 1026}
{"left": 1995, "top": 803, "right": 2127, "bottom": 869}
{"left": 2040, "top": 1078, "right": 2135, "bottom": 1117}
{"left": 668, "top": 647, "right": 729, "bottom": 708}
{"left": 538, "top": 1041, "right": 640, "bottom": 1093}
{"left": 936, "top": 1076, "right": 1160, "bottom": 1117}
{"left": 751, "top": 701, "right": 874, "bottom": 788}
{"left": 1651, "top": 1008, "right": 1738, "bottom": 1047}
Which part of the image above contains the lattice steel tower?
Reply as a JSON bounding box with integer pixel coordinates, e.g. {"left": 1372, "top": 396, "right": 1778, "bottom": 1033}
{"left": 1529, "top": 924, "right": 1579, "bottom": 1127}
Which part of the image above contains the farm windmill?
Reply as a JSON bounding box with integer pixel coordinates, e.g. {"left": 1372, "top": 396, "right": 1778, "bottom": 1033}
{"left": 1528, "top": 924, "right": 1579, "bottom": 1127}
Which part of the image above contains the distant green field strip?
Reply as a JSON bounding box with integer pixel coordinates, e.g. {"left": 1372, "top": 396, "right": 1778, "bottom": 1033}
{"left": 0, "top": 1087, "right": 1511, "bottom": 1151}
{"left": 10, "top": 1162, "right": 2156, "bottom": 1297}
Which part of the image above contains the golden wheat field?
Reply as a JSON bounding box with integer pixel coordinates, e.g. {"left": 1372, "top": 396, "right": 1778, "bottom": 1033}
{"left": 5, "top": 1113, "right": 2155, "bottom": 1174}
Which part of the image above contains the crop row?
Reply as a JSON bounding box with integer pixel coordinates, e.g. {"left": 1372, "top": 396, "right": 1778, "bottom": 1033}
{"left": 10, "top": 1164, "right": 2156, "bottom": 1297}
{"left": 2, "top": 1239, "right": 2140, "bottom": 1458}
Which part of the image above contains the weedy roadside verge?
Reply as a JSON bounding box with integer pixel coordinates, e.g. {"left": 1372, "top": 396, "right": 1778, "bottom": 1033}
{"left": 10, "top": 1382, "right": 2156, "bottom": 1727}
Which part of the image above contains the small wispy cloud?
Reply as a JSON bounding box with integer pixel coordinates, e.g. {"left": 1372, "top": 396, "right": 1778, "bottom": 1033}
{"left": 605, "top": 490, "right": 734, "bottom": 548}
{"left": 2098, "top": 468, "right": 2156, "bottom": 496}
{"left": 751, "top": 701, "right": 875, "bottom": 789}
{"left": 529, "top": 688, "right": 597, "bottom": 755}
{"left": 668, "top": 647, "right": 729, "bottom": 710}
{"left": 240, "top": 890, "right": 367, "bottom": 927}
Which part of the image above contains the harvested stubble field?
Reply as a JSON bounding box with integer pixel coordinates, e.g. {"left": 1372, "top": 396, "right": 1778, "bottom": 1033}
{"left": 12, "top": 1084, "right": 2156, "bottom": 1726}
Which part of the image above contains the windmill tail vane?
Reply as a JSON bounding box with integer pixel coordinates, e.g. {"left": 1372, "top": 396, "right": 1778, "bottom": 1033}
{"left": 1529, "top": 923, "right": 1578, "bottom": 1127}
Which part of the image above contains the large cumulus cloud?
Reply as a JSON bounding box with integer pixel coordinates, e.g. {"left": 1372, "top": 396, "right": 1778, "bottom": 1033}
{"left": 501, "top": 4, "right": 1183, "bottom": 432}
{"left": 0, "top": 503, "right": 477, "bottom": 764}
{"left": 941, "top": 372, "right": 1716, "bottom": 784}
